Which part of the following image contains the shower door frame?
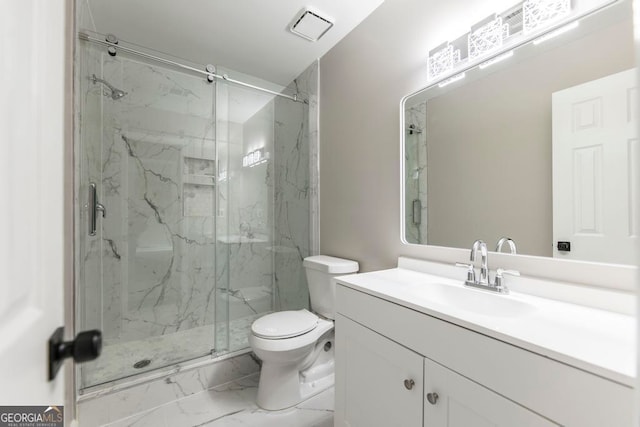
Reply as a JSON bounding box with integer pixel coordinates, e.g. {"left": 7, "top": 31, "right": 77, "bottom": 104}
{"left": 73, "top": 26, "right": 316, "bottom": 401}
{"left": 73, "top": 29, "right": 309, "bottom": 394}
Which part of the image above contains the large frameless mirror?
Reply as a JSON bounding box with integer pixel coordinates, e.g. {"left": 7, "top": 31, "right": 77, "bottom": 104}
{"left": 401, "top": 0, "right": 637, "bottom": 265}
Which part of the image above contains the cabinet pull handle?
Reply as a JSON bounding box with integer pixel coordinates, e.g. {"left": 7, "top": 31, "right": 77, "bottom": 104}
{"left": 404, "top": 379, "right": 415, "bottom": 390}
{"left": 426, "top": 392, "right": 439, "bottom": 405}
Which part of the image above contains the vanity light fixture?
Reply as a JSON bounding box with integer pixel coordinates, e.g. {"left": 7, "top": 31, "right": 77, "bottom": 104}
{"left": 523, "top": 0, "right": 571, "bottom": 34}
{"left": 478, "top": 50, "right": 514, "bottom": 69}
{"left": 438, "top": 72, "right": 466, "bottom": 88}
{"left": 428, "top": 42, "right": 461, "bottom": 82}
{"left": 242, "top": 148, "right": 269, "bottom": 168}
{"left": 468, "top": 14, "right": 510, "bottom": 61}
{"left": 532, "top": 21, "right": 579, "bottom": 44}
{"left": 425, "top": 0, "right": 584, "bottom": 84}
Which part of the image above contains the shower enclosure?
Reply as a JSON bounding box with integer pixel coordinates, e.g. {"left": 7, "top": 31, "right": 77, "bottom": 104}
{"left": 75, "top": 31, "right": 317, "bottom": 391}
{"left": 404, "top": 103, "right": 427, "bottom": 244}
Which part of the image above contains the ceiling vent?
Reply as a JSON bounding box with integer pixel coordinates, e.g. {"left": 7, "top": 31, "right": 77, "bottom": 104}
{"left": 289, "top": 8, "right": 334, "bottom": 42}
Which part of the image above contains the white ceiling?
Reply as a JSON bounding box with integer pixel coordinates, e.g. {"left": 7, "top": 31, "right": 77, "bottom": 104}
{"left": 85, "top": 0, "right": 385, "bottom": 86}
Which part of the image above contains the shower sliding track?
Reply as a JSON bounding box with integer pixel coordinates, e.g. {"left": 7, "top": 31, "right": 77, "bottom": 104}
{"left": 78, "top": 32, "right": 306, "bottom": 103}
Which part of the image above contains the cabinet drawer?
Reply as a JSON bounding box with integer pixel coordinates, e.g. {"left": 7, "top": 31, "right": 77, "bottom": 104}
{"left": 336, "top": 285, "right": 633, "bottom": 427}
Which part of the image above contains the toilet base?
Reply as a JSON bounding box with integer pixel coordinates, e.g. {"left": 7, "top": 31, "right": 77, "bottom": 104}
{"left": 256, "top": 365, "right": 334, "bottom": 411}
{"left": 256, "top": 333, "right": 335, "bottom": 411}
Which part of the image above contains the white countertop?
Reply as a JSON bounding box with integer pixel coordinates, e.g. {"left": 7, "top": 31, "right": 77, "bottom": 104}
{"left": 336, "top": 267, "right": 636, "bottom": 387}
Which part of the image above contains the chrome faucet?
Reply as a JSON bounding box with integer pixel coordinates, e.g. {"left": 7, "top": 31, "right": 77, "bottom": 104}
{"left": 496, "top": 237, "right": 517, "bottom": 254}
{"left": 455, "top": 239, "right": 519, "bottom": 294}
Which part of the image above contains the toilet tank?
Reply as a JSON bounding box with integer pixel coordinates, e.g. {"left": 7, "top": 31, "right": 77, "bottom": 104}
{"left": 303, "top": 255, "right": 359, "bottom": 319}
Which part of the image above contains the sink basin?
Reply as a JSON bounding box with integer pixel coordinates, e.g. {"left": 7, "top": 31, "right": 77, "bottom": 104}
{"left": 425, "top": 283, "right": 536, "bottom": 318}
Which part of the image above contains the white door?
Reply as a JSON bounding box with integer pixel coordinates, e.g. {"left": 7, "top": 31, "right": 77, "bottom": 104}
{"left": 423, "top": 359, "right": 557, "bottom": 426}
{"left": 0, "top": 0, "right": 67, "bottom": 409}
{"left": 334, "top": 314, "right": 424, "bottom": 427}
{"left": 552, "top": 68, "right": 638, "bottom": 264}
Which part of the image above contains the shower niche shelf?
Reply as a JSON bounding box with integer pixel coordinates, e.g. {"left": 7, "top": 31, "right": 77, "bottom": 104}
{"left": 182, "top": 155, "right": 216, "bottom": 217}
{"left": 182, "top": 156, "right": 215, "bottom": 185}
{"left": 182, "top": 175, "right": 215, "bottom": 186}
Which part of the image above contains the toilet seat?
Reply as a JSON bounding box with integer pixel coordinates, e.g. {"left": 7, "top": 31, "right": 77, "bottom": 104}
{"left": 250, "top": 318, "right": 334, "bottom": 353}
{"left": 252, "top": 309, "right": 318, "bottom": 339}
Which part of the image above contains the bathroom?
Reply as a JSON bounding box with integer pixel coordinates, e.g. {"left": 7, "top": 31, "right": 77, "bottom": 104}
{"left": 0, "top": 0, "right": 638, "bottom": 426}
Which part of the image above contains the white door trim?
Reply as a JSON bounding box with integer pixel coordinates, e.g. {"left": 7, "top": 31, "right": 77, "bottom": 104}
{"left": 63, "top": 0, "right": 77, "bottom": 424}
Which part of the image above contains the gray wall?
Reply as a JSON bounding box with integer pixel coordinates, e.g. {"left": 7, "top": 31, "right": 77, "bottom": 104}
{"left": 319, "top": 0, "right": 633, "bottom": 271}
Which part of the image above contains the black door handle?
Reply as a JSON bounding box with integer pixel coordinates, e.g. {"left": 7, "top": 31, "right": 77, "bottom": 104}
{"left": 48, "top": 327, "right": 102, "bottom": 381}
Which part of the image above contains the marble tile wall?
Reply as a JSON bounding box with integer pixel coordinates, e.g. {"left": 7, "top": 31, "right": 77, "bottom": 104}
{"left": 229, "top": 98, "right": 274, "bottom": 298}
{"left": 214, "top": 80, "right": 275, "bottom": 354}
{"left": 216, "top": 63, "right": 319, "bottom": 344}
{"left": 306, "top": 62, "right": 321, "bottom": 258}
{"left": 405, "top": 102, "right": 428, "bottom": 244}
{"left": 103, "top": 55, "right": 217, "bottom": 344}
{"left": 272, "top": 61, "right": 319, "bottom": 312}
{"left": 78, "top": 48, "right": 219, "bottom": 387}
{"left": 78, "top": 38, "right": 319, "bottom": 387}
{"left": 77, "top": 0, "right": 96, "bottom": 33}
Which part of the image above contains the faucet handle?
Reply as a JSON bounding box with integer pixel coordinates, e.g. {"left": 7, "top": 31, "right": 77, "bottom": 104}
{"left": 496, "top": 268, "right": 520, "bottom": 277}
{"left": 455, "top": 262, "right": 475, "bottom": 283}
{"left": 493, "top": 268, "right": 520, "bottom": 292}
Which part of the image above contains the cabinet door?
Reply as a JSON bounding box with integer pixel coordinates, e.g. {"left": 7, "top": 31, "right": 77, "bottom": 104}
{"left": 424, "top": 359, "right": 558, "bottom": 426}
{"left": 335, "top": 314, "right": 424, "bottom": 427}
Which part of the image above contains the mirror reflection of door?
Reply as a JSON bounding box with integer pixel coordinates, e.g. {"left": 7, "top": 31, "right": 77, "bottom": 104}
{"left": 552, "top": 68, "right": 639, "bottom": 264}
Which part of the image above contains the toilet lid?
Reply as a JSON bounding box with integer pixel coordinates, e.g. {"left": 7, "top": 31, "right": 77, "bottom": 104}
{"left": 251, "top": 309, "right": 319, "bottom": 339}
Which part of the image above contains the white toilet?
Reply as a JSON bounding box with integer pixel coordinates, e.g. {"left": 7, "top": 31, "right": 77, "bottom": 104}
{"left": 249, "top": 255, "right": 359, "bottom": 410}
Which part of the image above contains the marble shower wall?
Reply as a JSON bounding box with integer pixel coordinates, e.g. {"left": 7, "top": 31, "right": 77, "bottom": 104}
{"left": 405, "top": 102, "right": 428, "bottom": 244}
{"left": 228, "top": 62, "right": 319, "bottom": 316}
{"left": 218, "top": 85, "right": 275, "bottom": 335}
{"left": 273, "top": 61, "right": 319, "bottom": 311}
{"left": 103, "top": 55, "right": 218, "bottom": 342}
{"left": 78, "top": 37, "right": 319, "bottom": 381}
{"left": 79, "top": 47, "right": 219, "bottom": 387}
{"left": 216, "top": 62, "right": 319, "bottom": 351}
{"left": 77, "top": 0, "right": 96, "bottom": 33}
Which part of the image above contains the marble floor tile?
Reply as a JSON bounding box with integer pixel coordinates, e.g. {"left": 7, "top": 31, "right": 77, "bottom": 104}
{"left": 179, "top": 378, "right": 333, "bottom": 427}
{"left": 104, "top": 375, "right": 334, "bottom": 427}
{"left": 104, "top": 406, "right": 168, "bottom": 427}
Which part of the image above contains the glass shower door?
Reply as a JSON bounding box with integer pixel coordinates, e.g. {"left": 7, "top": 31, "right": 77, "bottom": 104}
{"left": 215, "top": 72, "right": 277, "bottom": 352}
{"left": 214, "top": 67, "right": 313, "bottom": 352}
{"left": 77, "top": 38, "right": 220, "bottom": 389}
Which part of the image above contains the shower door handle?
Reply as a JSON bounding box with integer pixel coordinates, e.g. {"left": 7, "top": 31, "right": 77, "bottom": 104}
{"left": 87, "top": 182, "right": 106, "bottom": 236}
{"left": 412, "top": 199, "right": 422, "bottom": 225}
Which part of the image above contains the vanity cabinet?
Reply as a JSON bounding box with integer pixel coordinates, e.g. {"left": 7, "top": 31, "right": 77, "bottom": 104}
{"left": 335, "top": 314, "right": 423, "bottom": 427}
{"left": 423, "top": 358, "right": 555, "bottom": 426}
{"left": 336, "top": 314, "right": 555, "bottom": 427}
{"left": 334, "top": 283, "right": 634, "bottom": 427}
